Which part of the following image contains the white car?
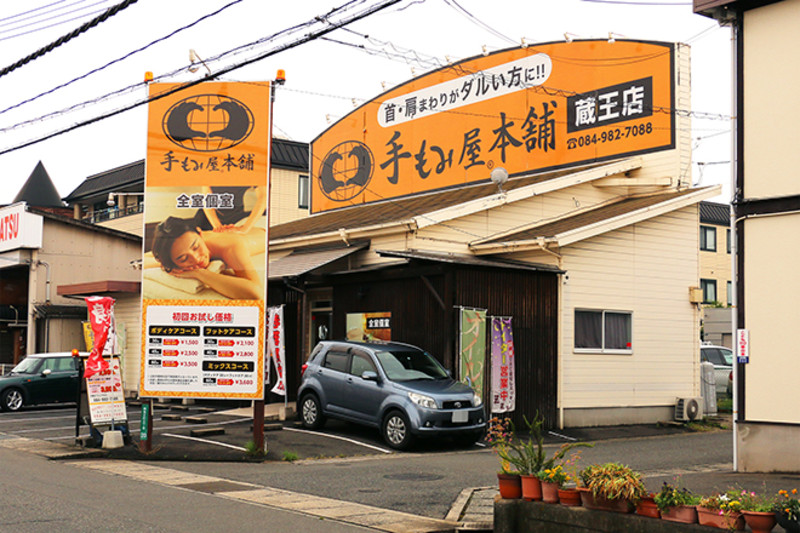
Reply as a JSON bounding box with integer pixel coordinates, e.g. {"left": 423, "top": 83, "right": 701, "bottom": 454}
{"left": 700, "top": 344, "right": 733, "bottom": 397}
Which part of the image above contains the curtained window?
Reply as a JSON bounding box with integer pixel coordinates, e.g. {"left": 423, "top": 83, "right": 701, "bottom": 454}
{"left": 575, "top": 310, "right": 632, "bottom": 353}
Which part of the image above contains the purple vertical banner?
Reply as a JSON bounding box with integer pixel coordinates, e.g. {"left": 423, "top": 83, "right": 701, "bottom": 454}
{"left": 491, "top": 317, "right": 516, "bottom": 413}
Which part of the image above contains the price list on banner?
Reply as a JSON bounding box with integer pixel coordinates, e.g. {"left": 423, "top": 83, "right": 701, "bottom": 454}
{"left": 141, "top": 304, "right": 263, "bottom": 398}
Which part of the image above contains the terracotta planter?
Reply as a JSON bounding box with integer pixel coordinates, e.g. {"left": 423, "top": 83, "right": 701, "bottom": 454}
{"left": 541, "top": 481, "right": 559, "bottom": 503}
{"left": 578, "top": 488, "right": 632, "bottom": 513}
{"left": 696, "top": 506, "right": 745, "bottom": 530}
{"left": 520, "top": 474, "right": 542, "bottom": 501}
{"left": 635, "top": 497, "right": 661, "bottom": 519}
{"left": 497, "top": 473, "right": 522, "bottom": 499}
{"left": 661, "top": 504, "right": 698, "bottom": 524}
{"left": 558, "top": 487, "right": 581, "bottom": 507}
{"left": 742, "top": 510, "right": 777, "bottom": 533}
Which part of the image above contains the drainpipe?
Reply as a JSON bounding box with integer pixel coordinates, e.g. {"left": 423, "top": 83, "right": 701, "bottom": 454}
{"left": 37, "top": 260, "right": 51, "bottom": 303}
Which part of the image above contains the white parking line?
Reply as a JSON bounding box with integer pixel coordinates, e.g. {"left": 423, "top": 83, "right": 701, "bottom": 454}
{"left": 162, "top": 432, "right": 247, "bottom": 451}
{"left": 283, "top": 427, "right": 393, "bottom": 454}
{"left": 42, "top": 417, "right": 252, "bottom": 440}
{"left": 0, "top": 414, "right": 77, "bottom": 424}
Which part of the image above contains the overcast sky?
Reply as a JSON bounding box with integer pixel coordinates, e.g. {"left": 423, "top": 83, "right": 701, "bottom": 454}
{"left": 0, "top": 0, "right": 733, "bottom": 205}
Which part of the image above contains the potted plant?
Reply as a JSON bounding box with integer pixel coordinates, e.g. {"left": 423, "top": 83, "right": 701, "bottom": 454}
{"left": 774, "top": 489, "right": 800, "bottom": 533}
{"left": 536, "top": 439, "right": 593, "bottom": 504}
{"left": 485, "top": 416, "right": 524, "bottom": 499}
{"left": 654, "top": 480, "right": 700, "bottom": 523}
{"left": 697, "top": 491, "right": 745, "bottom": 530}
{"left": 555, "top": 448, "right": 586, "bottom": 507}
{"left": 635, "top": 492, "right": 660, "bottom": 519}
{"left": 579, "top": 462, "right": 647, "bottom": 513}
{"left": 537, "top": 465, "right": 565, "bottom": 503}
{"left": 739, "top": 489, "right": 778, "bottom": 533}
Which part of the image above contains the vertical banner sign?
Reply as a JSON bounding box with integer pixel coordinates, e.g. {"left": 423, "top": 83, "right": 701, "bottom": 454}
{"left": 140, "top": 81, "right": 271, "bottom": 399}
{"left": 459, "top": 307, "right": 487, "bottom": 400}
{"left": 268, "top": 306, "right": 285, "bottom": 396}
{"left": 491, "top": 317, "right": 516, "bottom": 413}
{"left": 84, "top": 296, "right": 114, "bottom": 379}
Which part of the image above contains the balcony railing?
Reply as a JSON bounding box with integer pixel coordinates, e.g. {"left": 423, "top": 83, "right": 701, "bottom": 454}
{"left": 83, "top": 204, "right": 143, "bottom": 224}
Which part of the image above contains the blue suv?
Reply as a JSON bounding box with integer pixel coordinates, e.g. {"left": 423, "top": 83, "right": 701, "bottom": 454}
{"left": 297, "top": 340, "right": 486, "bottom": 450}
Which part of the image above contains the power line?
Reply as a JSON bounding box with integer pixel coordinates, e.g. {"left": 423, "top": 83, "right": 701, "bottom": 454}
{"left": 0, "top": 0, "right": 110, "bottom": 33}
{"left": 0, "top": 0, "right": 405, "bottom": 157}
{"left": 0, "top": 0, "right": 138, "bottom": 78}
{"left": 0, "top": 0, "right": 73, "bottom": 25}
{"left": 0, "top": 6, "right": 109, "bottom": 42}
{"left": 0, "top": 0, "right": 244, "bottom": 117}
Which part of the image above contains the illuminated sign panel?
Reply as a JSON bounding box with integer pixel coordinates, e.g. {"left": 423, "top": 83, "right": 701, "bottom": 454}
{"left": 311, "top": 40, "right": 674, "bottom": 213}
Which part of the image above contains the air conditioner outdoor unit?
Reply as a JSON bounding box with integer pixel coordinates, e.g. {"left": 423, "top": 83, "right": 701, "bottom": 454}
{"left": 675, "top": 397, "right": 703, "bottom": 422}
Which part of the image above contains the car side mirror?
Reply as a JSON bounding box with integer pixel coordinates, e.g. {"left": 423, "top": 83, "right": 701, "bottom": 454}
{"left": 361, "top": 371, "right": 379, "bottom": 382}
{"left": 41, "top": 369, "right": 52, "bottom": 377}
{"left": 445, "top": 369, "right": 452, "bottom": 378}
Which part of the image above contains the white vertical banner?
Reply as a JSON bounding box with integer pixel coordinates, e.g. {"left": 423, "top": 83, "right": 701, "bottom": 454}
{"left": 268, "top": 305, "right": 286, "bottom": 396}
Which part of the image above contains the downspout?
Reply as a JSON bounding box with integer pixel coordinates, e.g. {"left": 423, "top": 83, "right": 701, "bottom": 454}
{"left": 37, "top": 260, "right": 51, "bottom": 352}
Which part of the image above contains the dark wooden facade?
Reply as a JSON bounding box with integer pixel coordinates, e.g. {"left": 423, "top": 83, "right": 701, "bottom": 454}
{"left": 270, "top": 259, "right": 562, "bottom": 429}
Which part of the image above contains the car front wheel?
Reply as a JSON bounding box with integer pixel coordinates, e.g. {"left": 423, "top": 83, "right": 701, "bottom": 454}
{"left": 1, "top": 388, "right": 24, "bottom": 412}
{"left": 300, "top": 393, "right": 325, "bottom": 430}
{"left": 382, "top": 410, "right": 413, "bottom": 450}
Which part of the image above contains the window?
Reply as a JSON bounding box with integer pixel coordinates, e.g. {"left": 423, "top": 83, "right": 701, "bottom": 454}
{"left": 701, "top": 279, "right": 717, "bottom": 304}
{"left": 575, "top": 310, "right": 632, "bottom": 353}
{"left": 727, "top": 281, "right": 732, "bottom": 306}
{"left": 726, "top": 228, "right": 731, "bottom": 254}
{"left": 350, "top": 350, "right": 376, "bottom": 377}
{"left": 700, "top": 226, "right": 716, "bottom": 251}
{"left": 298, "top": 174, "right": 309, "bottom": 209}
{"left": 323, "top": 350, "right": 349, "bottom": 373}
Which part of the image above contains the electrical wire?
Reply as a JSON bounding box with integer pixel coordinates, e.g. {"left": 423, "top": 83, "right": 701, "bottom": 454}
{"left": 0, "top": 0, "right": 139, "bottom": 77}
{"left": 0, "top": 0, "right": 111, "bottom": 34}
{"left": 0, "top": 0, "right": 244, "bottom": 117}
{"left": 0, "top": 0, "right": 405, "bottom": 157}
{"left": 443, "top": 0, "right": 519, "bottom": 46}
{"left": 0, "top": 7, "right": 109, "bottom": 42}
{"left": 0, "top": 0, "right": 88, "bottom": 28}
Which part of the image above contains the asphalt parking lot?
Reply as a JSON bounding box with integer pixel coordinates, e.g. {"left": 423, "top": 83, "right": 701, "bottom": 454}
{"left": 0, "top": 399, "right": 486, "bottom": 462}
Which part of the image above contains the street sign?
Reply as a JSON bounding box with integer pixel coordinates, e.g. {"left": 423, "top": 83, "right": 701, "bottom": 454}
{"left": 736, "top": 328, "right": 749, "bottom": 363}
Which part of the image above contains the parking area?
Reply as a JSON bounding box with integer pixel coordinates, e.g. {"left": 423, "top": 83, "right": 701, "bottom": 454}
{"left": 0, "top": 400, "right": 486, "bottom": 462}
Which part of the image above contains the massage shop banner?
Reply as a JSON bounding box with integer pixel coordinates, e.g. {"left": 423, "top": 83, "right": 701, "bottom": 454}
{"left": 458, "top": 307, "right": 486, "bottom": 403}
{"left": 490, "top": 317, "right": 516, "bottom": 413}
{"left": 139, "top": 81, "right": 271, "bottom": 400}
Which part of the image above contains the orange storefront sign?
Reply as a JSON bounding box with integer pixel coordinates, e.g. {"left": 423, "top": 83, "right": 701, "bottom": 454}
{"left": 310, "top": 40, "right": 675, "bottom": 213}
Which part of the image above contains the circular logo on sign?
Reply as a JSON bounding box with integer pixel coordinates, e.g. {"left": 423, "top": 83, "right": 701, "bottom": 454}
{"left": 161, "top": 94, "right": 254, "bottom": 152}
{"left": 318, "top": 141, "right": 374, "bottom": 202}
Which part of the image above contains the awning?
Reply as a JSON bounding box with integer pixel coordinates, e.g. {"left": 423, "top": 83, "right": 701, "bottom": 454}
{"left": 268, "top": 242, "right": 368, "bottom": 280}
{"left": 57, "top": 280, "right": 141, "bottom": 297}
{"left": 375, "top": 249, "right": 563, "bottom": 273}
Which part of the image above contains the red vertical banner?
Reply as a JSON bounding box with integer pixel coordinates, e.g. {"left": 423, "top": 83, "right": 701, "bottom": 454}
{"left": 491, "top": 317, "right": 516, "bottom": 413}
{"left": 268, "top": 306, "right": 285, "bottom": 396}
{"left": 84, "top": 296, "right": 114, "bottom": 378}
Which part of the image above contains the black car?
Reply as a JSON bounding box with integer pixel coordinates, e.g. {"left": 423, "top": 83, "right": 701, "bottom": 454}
{"left": 0, "top": 352, "right": 83, "bottom": 411}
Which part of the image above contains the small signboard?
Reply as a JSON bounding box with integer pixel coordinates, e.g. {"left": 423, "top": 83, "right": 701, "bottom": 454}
{"left": 736, "top": 328, "right": 749, "bottom": 364}
{"left": 86, "top": 356, "right": 128, "bottom": 424}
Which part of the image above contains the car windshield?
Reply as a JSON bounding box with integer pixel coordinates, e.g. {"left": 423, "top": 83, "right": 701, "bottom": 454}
{"left": 375, "top": 349, "right": 449, "bottom": 382}
{"left": 11, "top": 357, "right": 42, "bottom": 374}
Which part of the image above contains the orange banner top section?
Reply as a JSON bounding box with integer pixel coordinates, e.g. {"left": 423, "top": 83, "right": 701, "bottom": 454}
{"left": 146, "top": 82, "right": 271, "bottom": 187}
{"left": 310, "top": 40, "right": 675, "bottom": 213}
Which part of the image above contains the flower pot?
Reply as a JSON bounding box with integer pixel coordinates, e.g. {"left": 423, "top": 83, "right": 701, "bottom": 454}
{"left": 696, "top": 506, "right": 745, "bottom": 530}
{"left": 497, "top": 473, "right": 522, "bottom": 499}
{"left": 520, "top": 474, "right": 542, "bottom": 501}
{"left": 541, "top": 481, "right": 559, "bottom": 503}
{"left": 635, "top": 497, "right": 660, "bottom": 519}
{"left": 558, "top": 487, "right": 581, "bottom": 507}
{"left": 578, "top": 488, "right": 632, "bottom": 513}
{"left": 742, "top": 510, "right": 777, "bottom": 533}
{"left": 660, "top": 504, "right": 698, "bottom": 524}
{"left": 776, "top": 511, "right": 800, "bottom": 533}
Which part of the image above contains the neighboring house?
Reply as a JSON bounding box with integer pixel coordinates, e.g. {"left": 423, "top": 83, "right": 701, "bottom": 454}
{"left": 62, "top": 138, "right": 312, "bottom": 238}
{"left": 696, "top": 0, "right": 800, "bottom": 472}
{"left": 699, "top": 201, "right": 733, "bottom": 347}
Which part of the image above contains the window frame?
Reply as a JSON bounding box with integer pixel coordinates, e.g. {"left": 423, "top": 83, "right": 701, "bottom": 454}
{"left": 574, "top": 309, "right": 633, "bottom": 355}
{"left": 701, "top": 278, "right": 717, "bottom": 304}
{"left": 298, "top": 174, "right": 309, "bottom": 210}
{"left": 700, "top": 225, "right": 717, "bottom": 252}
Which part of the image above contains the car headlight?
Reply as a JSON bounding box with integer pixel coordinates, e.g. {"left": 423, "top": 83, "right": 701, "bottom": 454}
{"left": 472, "top": 392, "right": 483, "bottom": 407}
{"left": 408, "top": 392, "right": 437, "bottom": 409}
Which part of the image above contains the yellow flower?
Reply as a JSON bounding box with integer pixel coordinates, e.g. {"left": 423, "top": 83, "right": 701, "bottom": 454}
{"left": 793, "top": 489, "right": 798, "bottom": 495}
{"left": 780, "top": 490, "right": 788, "bottom": 496}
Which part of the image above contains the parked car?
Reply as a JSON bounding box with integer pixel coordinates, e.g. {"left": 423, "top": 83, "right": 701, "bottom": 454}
{"left": 700, "top": 344, "right": 733, "bottom": 397}
{"left": 0, "top": 352, "right": 83, "bottom": 411}
{"left": 297, "top": 340, "right": 486, "bottom": 450}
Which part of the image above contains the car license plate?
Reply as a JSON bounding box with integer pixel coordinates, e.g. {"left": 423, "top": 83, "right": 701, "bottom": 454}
{"left": 452, "top": 410, "right": 468, "bottom": 423}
